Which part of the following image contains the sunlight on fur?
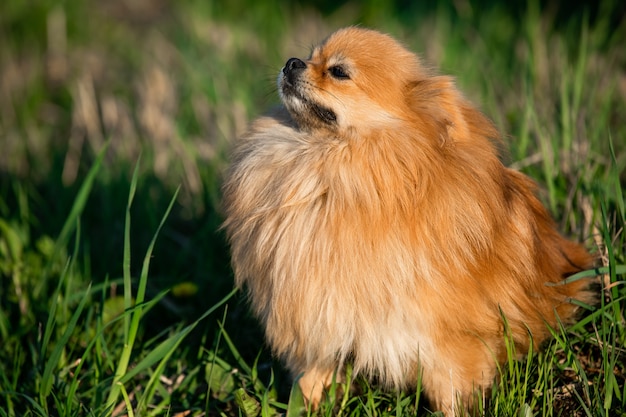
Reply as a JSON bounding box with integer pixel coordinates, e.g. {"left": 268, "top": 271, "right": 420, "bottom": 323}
{"left": 222, "top": 27, "right": 595, "bottom": 415}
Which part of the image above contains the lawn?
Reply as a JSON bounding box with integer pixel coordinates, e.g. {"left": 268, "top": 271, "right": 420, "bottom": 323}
{"left": 0, "top": 0, "right": 624, "bottom": 416}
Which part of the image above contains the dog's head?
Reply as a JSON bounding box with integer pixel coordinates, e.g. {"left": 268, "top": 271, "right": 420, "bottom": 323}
{"left": 277, "top": 27, "right": 430, "bottom": 135}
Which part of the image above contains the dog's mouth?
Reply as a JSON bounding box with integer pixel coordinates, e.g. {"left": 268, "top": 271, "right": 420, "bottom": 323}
{"left": 278, "top": 58, "right": 337, "bottom": 127}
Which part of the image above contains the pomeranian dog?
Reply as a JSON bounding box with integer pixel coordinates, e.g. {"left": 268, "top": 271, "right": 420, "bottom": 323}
{"left": 221, "top": 27, "right": 595, "bottom": 415}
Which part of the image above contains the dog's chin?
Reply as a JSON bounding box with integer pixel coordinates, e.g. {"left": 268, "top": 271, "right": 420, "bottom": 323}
{"left": 278, "top": 77, "right": 337, "bottom": 131}
{"left": 284, "top": 99, "right": 337, "bottom": 131}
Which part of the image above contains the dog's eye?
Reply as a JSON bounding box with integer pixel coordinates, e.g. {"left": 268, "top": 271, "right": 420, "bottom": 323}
{"left": 328, "top": 65, "right": 350, "bottom": 80}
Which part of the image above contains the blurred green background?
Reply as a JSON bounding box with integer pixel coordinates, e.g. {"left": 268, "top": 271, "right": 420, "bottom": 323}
{"left": 1, "top": 0, "right": 623, "bottom": 298}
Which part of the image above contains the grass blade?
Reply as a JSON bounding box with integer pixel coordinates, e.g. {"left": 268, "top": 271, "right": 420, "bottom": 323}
{"left": 119, "top": 287, "right": 237, "bottom": 384}
{"left": 104, "top": 159, "right": 141, "bottom": 411}
{"left": 52, "top": 143, "right": 109, "bottom": 266}
{"left": 123, "top": 158, "right": 141, "bottom": 340}
{"left": 285, "top": 376, "right": 305, "bottom": 417}
{"left": 40, "top": 144, "right": 107, "bottom": 363}
{"left": 39, "top": 278, "right": 91, "bottom": 406}
{"left": 106, "top": 172, "right": 180, "bottom": 411}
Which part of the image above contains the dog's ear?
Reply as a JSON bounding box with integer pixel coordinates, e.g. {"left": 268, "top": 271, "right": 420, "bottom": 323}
{"left": 407, "top": 76, "right": 499, "bottom": 145}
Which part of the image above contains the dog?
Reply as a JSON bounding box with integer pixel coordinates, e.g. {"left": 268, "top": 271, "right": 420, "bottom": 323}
{"left": 221, "top": 27, "right": 595, "bottom": 415}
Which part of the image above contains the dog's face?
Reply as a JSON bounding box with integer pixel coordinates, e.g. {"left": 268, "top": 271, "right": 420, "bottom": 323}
{"left": 277, "top": 27, "right": 427, "bottom": 135}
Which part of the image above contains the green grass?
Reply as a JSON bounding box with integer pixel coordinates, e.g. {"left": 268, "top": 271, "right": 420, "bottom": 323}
{"left": 0, "top": 0, "right": 624, "bottom": 416}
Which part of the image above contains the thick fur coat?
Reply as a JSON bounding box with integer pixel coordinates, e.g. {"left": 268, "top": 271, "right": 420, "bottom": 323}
{"left": 221, "top": 27, "right": 594, "bottom": 414}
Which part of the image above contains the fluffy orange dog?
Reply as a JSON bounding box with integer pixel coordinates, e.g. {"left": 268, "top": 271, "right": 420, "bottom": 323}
{"left": 222, "top": 27, "right": 594, "bottom": 414}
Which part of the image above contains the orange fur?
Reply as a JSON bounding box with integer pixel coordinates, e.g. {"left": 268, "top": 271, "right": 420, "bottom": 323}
{"left": 221, "top": 27, "right": 595, "bottom": 415}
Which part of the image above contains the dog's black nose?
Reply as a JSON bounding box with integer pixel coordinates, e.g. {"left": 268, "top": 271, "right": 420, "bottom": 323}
{"left": 283, "top": 58, "right": 306, "bottom": 75}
